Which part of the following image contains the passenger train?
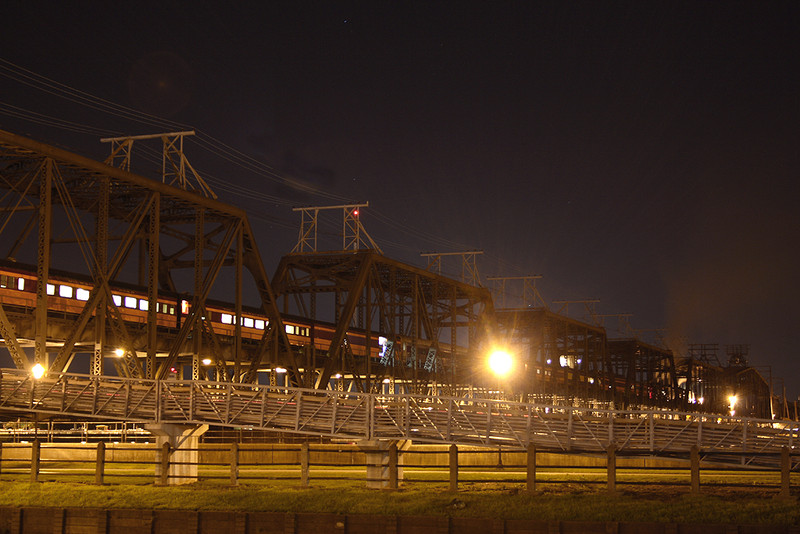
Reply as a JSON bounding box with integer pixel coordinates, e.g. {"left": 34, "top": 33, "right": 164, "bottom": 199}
{"left": 0, "top": 263, "right": 389, "bottom": 362}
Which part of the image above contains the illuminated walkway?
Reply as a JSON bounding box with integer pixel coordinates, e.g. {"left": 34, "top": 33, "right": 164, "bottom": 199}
{"left": 0, "top": 368, "right": 797, "bottom": 468}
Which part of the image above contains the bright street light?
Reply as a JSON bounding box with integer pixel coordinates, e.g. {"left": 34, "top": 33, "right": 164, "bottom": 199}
{"left": 488, "top": 349, "right": 513, "bottom": 377}
{"left": 31, "top": 363, "right": 45, "bottom": 379}
{"left": 728, "top": 394, "right": 738, "bottom": 415}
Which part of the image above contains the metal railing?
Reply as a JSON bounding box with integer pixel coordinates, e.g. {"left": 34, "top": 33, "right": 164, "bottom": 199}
{"left": 1, "top": 368, "right": 798, "bottom": 466}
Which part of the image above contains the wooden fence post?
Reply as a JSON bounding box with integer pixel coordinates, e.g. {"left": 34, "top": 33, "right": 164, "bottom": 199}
{"left": 526, "top": 444, "right": 536, "bottom": 493}
{"left": 388, "top": 442, "right": 398, "bottom": 490}
{"left": 607, "top": 443, "right": 616, "bottom": 493}
{"left": 95, "top": 441, "right": 106, "bottom": 485}
{"left": 780, "top": 446, "right": 791, "bottom": 499}
{"left": 300, "top": 442, "right": 309, "bottom": 488}
{"left": 160, "top": 442, "right": 171, "bottom": 486}
{"left": 230, "top": 442, "right": 239, "bottom": 486}
{"left": 690, "top": 445, "right": 700, "bottom": 494}
{"left": 449, "top": 444, "right": 458, "bottom": 492}
{"left": 30, "top": 439, "right": 40, "bottom": 483}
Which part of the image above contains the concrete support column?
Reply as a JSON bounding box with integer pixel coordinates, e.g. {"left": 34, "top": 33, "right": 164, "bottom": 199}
{"left": 357, "top": 440, "right": 406, "bottom": 489}
{"left": 146, "top": 423, "right": 209, "bottom": 485}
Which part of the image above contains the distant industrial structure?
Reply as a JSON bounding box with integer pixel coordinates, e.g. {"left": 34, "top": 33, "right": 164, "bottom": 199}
{"left": 0, "top": 128, "right": 791, "bottom": 422}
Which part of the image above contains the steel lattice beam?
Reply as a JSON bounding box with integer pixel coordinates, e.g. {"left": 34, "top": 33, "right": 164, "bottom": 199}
{"left": 0, "top": 128, "right": 292, "bottom": 381}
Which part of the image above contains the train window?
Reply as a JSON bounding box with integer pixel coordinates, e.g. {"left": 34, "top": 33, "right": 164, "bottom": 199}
{"left": 76, "top": 288, "right": 90, "bottom": 301}
{"left": 139, "top": 299, "right": 148, "bottom": 311}
{"left": 0, "top": 275, "right": 8, "bottom": 288}
{"left": 181, "top": 300, "right": 189, "bottom": 315}
{"left": 17, "top": 278, "right": 25, "bottom": 291}
{"left": 112, "top": 294, "right": 122, "bottom": 307}
{"left": 285, "top": 324, "right": 295, "bottom": 335}
{"left": 221, "top": 313, "right": 233, "bottom": 324}
{"left": 254, "top": 319, "right": 265, "bottom": 330}
{"left": 47, "top": 284, "right": 55, "bottom": 296}
{"left": 169, "top": 305, "right": 175, "bottom": 315}
{"left": 124, "top": 296, "right": 137, "bottom": 309}
{"left": 59, "top": 285, "right": 74, "bottom": 298}
{"left": 243, "top": 317, "right": 254, "bottom": 328}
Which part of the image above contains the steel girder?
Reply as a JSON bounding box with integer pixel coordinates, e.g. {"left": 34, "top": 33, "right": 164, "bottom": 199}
{"left": 493, "top": 308, "right": 613, "bottom": 403}
{"left": 271, "top": 250, "right": 495, "bottom": 393}
{"left": 0, "top": 128, "right": 292, "bottom": 381}
{"left": 607, "top": 338, "right": 682, "bottom": 409}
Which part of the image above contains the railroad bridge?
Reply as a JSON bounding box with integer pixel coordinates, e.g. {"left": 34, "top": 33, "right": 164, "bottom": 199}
{"left": 0, "top": 129, "right": 797, "bottom": 486}
{"left": 0, "top": 129, "right": 489, "bottom": 394}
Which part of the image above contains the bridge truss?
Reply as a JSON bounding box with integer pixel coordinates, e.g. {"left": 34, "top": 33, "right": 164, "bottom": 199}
{"left": 271, "top": 250, "right": 495, "bottom": 393}
{"left": 0, "top": 129, "right": 293, "bottom": 382}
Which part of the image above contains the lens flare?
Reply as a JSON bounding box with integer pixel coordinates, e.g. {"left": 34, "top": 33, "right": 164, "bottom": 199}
{"left": 488, "top": 349, "right": 513, "bottom": 377}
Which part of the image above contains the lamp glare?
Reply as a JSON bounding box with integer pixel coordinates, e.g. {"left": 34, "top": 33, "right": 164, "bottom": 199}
{"left": 488, "top": 350, "right": 513, "bottom": 377}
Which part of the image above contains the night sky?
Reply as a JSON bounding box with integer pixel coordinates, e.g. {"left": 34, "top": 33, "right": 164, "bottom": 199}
{"left": 1, "top": 3, "right": 798, "bottom": 395}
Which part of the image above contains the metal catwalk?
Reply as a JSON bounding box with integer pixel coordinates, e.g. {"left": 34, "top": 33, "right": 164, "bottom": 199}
{"left": 1, "top": 368, "right": 796, "bottom": 468}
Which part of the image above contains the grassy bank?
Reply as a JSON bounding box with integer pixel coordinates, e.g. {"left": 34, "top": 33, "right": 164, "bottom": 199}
{"left": 0, "top": 480, "right": 797, "bottom": 526}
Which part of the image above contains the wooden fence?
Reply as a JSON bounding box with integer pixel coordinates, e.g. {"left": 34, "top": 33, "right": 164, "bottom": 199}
{"left": 0, "top": 440, "right": 796, "bottom": 495}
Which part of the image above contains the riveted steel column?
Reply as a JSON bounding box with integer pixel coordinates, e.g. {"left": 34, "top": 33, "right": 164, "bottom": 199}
{"left": 35, "top": 160, "right": 52, "bottom": 369}
{"left": 92, "top": 177, "right": 109, "bottom": 376}
{"left": 192, "top": 209, "right": 204, "bottom": 380}
{"left": 146, "top": 193, "right": 160, "bottom": 379}
{"left": 234, "top": 223, "right": 243, "bottom": 380}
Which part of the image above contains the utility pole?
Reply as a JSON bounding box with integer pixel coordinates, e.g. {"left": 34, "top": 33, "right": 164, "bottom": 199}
{"left": 420, "top": 251, "right": 483, "bottom": 286}
{"left": 486, "top": 275, "right": 545, "bottom": 309}
{"left": 100, "top": 131, "right": 217, "bottom": 199}
{"left": 291, "top": 203, "right": 382, "bottom": 254}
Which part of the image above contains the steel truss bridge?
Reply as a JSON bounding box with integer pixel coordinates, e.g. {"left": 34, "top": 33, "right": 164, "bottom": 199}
{"left": 0, "top": 129, "right": 787, "bottom": 419}
{"left": 1, "top": 369, "right": 797, "bottom": 469}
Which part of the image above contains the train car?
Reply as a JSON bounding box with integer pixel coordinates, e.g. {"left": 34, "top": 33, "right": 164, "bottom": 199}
{"left": 0, "top": 262, "right": 386, "bottom": 364}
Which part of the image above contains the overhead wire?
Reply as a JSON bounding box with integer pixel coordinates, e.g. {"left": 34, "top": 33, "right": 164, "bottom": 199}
{"left": 0, "top": 57, "right": 535, "bottom": 281}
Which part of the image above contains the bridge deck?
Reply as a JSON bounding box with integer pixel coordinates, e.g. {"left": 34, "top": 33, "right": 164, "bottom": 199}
{"left": 0, "top": 368, "right": 797, "bottom": 468}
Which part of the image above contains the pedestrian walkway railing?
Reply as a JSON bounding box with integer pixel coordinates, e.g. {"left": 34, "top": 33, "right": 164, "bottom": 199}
{"left": 1, "top": 368, "right": 798, "bottom": 467}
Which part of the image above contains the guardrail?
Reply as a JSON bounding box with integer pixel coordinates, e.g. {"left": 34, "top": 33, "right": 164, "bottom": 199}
{"left": 0, "top": 441, "right": 797, "bottom": 496}
{"left": 1, "top": 368, "right": 798, "bottom": 467}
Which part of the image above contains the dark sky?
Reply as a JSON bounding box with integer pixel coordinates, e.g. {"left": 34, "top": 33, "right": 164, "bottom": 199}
{"left": 1, "top": 2, "right": 799, "bottom": 395}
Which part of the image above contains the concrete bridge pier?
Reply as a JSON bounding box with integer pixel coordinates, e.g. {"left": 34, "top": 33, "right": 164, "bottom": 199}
{"left": 358, "top": 440, "right": 410, "bottom": 489}
{"left": 146, "top": 423, "right": 209, "bottom": 485}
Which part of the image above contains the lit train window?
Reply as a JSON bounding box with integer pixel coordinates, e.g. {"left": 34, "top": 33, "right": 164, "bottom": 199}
{"left": 243, "top": 317, "right": 254, "bottom": 328}
{"left": 124, "top": 296, "right": 137, "bottom": 309}
{"left": 139, "top": 299, "right": 148, "bottom": 311}
{"left": 112, "top": 294, "right": 122, "bottom": 307}
{"left": 221, "top": 313, "right": 233, "bottom": 324}
{"left": 76, "top": 288, "right": 90, "bottom": 301}
{"left": 47, "top": 284, "right": 55, "bottom": 296}
{"left": 17, "top": 278, "right": 24, "bottom": 291}
{"left": 181, "top": 300, "right": 189, "bottom": 314}
{"left": 254, "top": 319, "right": 265, "bottom": 330}
{"left": 285, "top": 324, "right": 295, "bottom": 335}
{"left": 169, "top": 306, "right": 175, "bottom": 315}
{"left": 59, "top": 285, "right": 74, "bottom": 298}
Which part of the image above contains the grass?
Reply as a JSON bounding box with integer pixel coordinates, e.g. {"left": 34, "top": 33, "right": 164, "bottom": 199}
{"left": 0, "top": 477, "right": 797, "bottom": 526}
